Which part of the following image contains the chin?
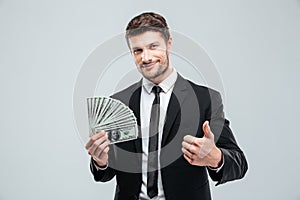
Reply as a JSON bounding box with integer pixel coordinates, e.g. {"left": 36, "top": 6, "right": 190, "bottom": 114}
{"left": 141, "top": 68, "right": 158, "bottom": 77}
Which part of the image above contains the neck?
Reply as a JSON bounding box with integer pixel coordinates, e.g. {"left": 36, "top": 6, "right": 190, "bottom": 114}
{"left": 150, "top": 65, "right": 173, "bottom": 85}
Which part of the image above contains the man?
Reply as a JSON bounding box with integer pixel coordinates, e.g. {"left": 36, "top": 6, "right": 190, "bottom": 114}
{"left": 108, "top": 130, "right": 121, "bottom": 143}
{"left": 85, "top": 12, "right": 248, "bottom": 200}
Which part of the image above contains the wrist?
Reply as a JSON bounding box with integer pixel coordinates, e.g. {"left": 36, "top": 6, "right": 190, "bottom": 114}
{"left": 209, "top": 147, "right": 222, "bottom": 168}
{"left": 92, "top": 157, "right": 107, "bottom": 168}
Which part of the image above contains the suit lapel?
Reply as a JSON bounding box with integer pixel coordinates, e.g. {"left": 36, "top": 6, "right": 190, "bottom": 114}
{"left": 128, "top": 82, "right": 143, "bottom": 154}
{"left": 161, "top": 74, "right": 188, "bottom": 147}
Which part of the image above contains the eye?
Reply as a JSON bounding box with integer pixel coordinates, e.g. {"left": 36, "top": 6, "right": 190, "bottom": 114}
{"left": 150, "top": 44, "right": 158, "bottom": 49}
{"left": 133, "top": 49, "right": 142, "bottom": 54}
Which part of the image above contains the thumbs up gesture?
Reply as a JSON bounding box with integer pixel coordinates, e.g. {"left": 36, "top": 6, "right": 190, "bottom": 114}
{"left": 182, "top": 121, "right": 223, "bottom": 168}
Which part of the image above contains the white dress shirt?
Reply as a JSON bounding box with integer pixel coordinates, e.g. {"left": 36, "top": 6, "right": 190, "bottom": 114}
{"left": 139, "top": 69, "right": 178, "bottom": 200}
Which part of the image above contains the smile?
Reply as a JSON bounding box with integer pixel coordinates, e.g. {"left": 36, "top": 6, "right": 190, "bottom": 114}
{"left": 141, "top": 61, "right": 158, "bottom": 69}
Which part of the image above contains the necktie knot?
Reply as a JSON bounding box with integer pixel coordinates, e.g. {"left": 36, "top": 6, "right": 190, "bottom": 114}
{"left": 152, "top": 85, "right": 162, "bottom": 94}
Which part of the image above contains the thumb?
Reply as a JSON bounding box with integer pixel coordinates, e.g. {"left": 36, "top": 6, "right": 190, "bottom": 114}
{"left": 202, "top": 121, "right": 213, "bottom": 138}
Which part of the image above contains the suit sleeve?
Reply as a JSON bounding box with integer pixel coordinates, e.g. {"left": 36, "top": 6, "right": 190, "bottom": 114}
{"left": 206, "top": 91, "right": 248, "bottom": 185}
{"left": 89, "top": 145, "right": 117, "bottom": 182}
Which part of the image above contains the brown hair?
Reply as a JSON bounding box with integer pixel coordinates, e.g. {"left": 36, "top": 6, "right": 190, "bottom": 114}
{"left": 125, "top": 12, "right": 170, "bottom": 43}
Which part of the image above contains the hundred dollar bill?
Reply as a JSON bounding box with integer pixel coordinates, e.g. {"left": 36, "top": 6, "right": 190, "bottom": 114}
{"left": 92, "top": 126, "right": 138, "bottom": 144}
{"left": 87, "top": 96, "right": 138, "bottom": 144}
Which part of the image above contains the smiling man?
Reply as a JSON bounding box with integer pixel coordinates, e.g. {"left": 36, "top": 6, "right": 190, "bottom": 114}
{"left": 85, "top": 12, "right": 248, "bottom": 200}
{"left": 129, "top": 31, "right": 172, "bottom": 85}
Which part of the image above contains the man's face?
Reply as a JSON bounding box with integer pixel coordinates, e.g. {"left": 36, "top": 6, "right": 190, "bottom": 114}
{"left": 128, "top": 31, "right": 172, "bottom": 84}
{"left": 111, "top": 130, "right": 118, "bottom": 140}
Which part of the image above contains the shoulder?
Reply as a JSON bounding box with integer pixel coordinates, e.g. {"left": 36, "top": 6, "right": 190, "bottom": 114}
{"left": 179, "top": 74, "right": 222, "bottom": 101}
{"left": 182, "top": 77, "right": 224, "bottom": 119}
{"left": 110, "top": 80, "right": 142, "bottom": 105}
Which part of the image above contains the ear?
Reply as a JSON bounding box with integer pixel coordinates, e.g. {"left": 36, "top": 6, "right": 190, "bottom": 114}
{"left": 126, "top": 37, "right": 134, "bottom": 55}
{"left": 167, "top": 37, "right": 173, "bottom": 53}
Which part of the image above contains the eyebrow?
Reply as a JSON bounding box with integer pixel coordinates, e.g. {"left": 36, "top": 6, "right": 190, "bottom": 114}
{"left": 131, "top": 41, "right": 160, "bottom": 50}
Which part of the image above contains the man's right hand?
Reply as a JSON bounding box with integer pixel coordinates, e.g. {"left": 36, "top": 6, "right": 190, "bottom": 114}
{"left": 85, "top": 130, "right": 110, "bottom": 167}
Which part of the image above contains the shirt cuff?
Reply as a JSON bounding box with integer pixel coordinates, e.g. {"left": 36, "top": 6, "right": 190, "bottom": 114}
{"left": 207, "top": 154, "right": 224, "bottom": 173}
{"left": 92, "top": 158, "right": 109, "bottom": 171}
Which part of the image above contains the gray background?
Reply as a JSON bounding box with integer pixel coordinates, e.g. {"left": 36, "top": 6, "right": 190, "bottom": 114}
{"left": 0, "top": 0, "right": 299, "bottom": 199}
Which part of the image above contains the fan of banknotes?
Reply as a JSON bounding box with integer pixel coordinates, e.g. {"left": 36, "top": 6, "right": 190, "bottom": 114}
{"left": 87, "top": 96, "right": 138, "bottom": 144}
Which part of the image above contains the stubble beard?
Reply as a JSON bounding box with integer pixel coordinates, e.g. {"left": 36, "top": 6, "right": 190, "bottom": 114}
{"left": 140, "top": 53, "right": 170, "bottom": 82}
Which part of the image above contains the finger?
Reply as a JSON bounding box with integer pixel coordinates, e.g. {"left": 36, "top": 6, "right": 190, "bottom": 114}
{"left": 202, "top": 121, "right": 213, "bottom": 138}
{"left": 183, "top": 154, "right": 193, "bottom": 164}
{"left": 86, "top": 130, "right": 106, "bottom": 149}
{"left": 93, "top": 146, "right": 109, "bottom": 166}
{"left": 88, "top": 136, "right": 108, "bottom": 156}
{"left": 182, "top": 141, "right": 192, "bottom": 151}
{"left": 92, "top": 152, "right": 108, "bottom": 165}
{"left": 94, "top": 140, "right": 110, "bottom": 158}
{"left": 181, "top": 147, "right": 193, "bottom": 159}
{"left": 88, "top": 134, "right": 109, "bottom": 155}
{"left": 85, "top": 130, "right": 106, "bottom": 149}
{"left": 182, "top": 141, "right": 199, "bottom": 154}
{"left": 99, "top": 146, "right": 110, "bottom": 160}
{"left": 183, "top": 135, "right": 196, "bottom": 144}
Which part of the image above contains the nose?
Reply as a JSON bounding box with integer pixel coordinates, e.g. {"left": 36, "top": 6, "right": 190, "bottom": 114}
{"left": 141, "top": 48, "right": 152, "bottom": 62}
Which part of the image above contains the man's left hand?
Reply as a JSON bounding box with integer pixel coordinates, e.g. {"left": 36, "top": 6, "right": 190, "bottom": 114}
{"left": 182, "top": 121, "right": 222, "bottom": 168}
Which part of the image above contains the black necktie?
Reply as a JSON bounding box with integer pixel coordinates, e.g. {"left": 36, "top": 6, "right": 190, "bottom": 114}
{"left": 147, "top": 85, "right": 162, "bottom": 198}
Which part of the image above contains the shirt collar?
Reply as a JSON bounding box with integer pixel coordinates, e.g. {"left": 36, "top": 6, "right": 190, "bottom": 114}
{"left": 142, "top": 68, "right": 178, "bottom": 94}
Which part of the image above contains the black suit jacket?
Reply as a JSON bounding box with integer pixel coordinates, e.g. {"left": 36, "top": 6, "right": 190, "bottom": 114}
{"left": 90, "top": 74, "right": 248, "bottom": 200}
